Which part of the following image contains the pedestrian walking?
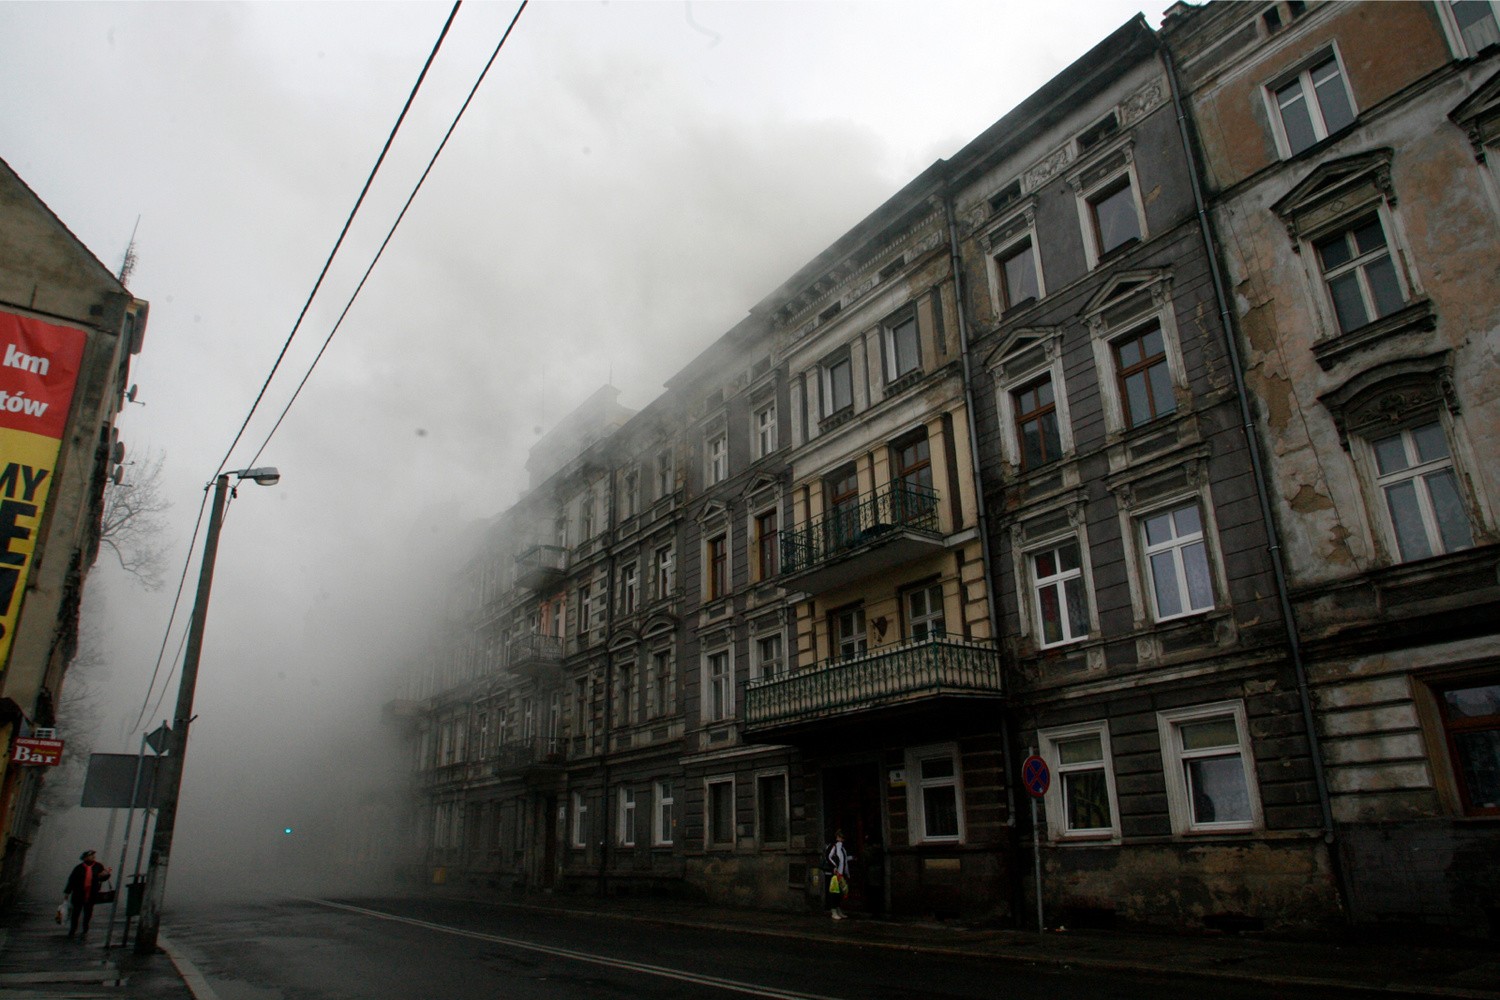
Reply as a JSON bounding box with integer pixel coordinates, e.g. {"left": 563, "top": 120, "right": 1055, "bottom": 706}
{"left": 63, "top": 850, "right": 111, "bottom": 940}
{"left": 826, "top": 830, "right": 849, "bottom": 920}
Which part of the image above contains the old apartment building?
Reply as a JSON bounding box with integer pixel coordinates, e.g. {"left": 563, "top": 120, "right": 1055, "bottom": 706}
{"left": 394, "top": 1, "right": 1498, "bottom": 935}
{"left": 0, "top": 157, "right": 146, "bottom": 907}
{"left": 1162, "top": 0, "right": 1500, "bottom": 931}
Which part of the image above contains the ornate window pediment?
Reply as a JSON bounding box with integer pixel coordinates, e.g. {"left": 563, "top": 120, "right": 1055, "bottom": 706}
{"left": 1271, "top": 149, "right": 1395, "bottom": 242}
{"left": 1081, "top": 268, "right": 1173, "bottom": 331}
{"left": 1318, "top": 352, "right": 1458, "bottom": 448}
{"left": 1450, "top": 65, "right": 1500, "bottom": 159}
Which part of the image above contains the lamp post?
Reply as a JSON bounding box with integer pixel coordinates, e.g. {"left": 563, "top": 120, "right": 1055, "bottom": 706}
{"left": 134, "top": 467, "right": 279, "bottom": 954}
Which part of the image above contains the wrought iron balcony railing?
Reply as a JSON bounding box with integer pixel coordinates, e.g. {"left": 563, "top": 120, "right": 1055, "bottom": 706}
{"left": 515, "top": 544, "right": 569, "bottom": 590}
{"left": 744, "top": 633, "right": 1001, "bottom": 732}
{"left": 494, "top": 736, "right": 565, "bottom": 773}
{"left": 508, "top": 633, "right": 563, "bottom": 676}
{"left": 780, "top": 481, "right": 940, "bottom": 577}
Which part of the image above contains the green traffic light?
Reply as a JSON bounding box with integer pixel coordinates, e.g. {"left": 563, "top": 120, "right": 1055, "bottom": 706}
{"left": 283, "top": 827, "right": 293, "bottom": 835}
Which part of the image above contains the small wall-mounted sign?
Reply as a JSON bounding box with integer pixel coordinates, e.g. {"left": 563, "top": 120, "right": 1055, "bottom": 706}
{"left": 888, "top": 768, "right": 906, "bottom": 788}
{"left": 11, "top": 737, "right": 63, "bottom": 766}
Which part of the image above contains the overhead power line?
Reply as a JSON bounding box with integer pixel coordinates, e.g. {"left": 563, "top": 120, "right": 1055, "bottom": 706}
{"left": 245, "top": 1, "right": 529, "bottom": 470}
{"left": 130, "top": 4, "right": 467, "bottom": 733}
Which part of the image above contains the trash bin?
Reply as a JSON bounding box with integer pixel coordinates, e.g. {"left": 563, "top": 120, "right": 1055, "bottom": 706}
{"left": 126, "top": 876, "right": 145, "bottom": 917}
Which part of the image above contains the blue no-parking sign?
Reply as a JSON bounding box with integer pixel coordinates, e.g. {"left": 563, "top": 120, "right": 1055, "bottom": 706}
{"left": 1021, "top": 754, "right": 1050, "bottom": 798}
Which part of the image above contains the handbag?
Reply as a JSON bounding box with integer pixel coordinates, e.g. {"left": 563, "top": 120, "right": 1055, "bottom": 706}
{"left": 95, "top": 889, "right": 117, "bottom": 903}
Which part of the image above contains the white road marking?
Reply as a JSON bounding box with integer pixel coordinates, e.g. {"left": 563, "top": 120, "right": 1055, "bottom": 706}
{"left": 313, "top": 899, "right": 849, "bottom": 1000}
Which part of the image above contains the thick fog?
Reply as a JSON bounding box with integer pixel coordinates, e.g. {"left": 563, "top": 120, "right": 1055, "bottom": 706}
{"left": 1, "top": 1, "right": 1168, "bottom": 907}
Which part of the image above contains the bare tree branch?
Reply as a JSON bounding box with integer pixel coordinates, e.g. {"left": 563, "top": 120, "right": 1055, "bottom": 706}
{"left": 98, "top": 447, "right": 171, "bottom": 590}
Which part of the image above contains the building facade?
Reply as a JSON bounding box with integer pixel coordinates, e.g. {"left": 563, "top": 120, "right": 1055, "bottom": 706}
{"left": 0, "top": 157, "right": 146, "bottom": 908}
{"left": 395, "top": 1, "right": 1499, "bottom": 935}
{"left": 1163, "top": 0, "right": 1500, "bottom": 934}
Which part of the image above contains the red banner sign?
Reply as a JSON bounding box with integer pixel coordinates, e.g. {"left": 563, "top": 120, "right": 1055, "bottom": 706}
{"left": 10, "top": 736, "right": 63, "bottom": 766}
{"left": 0, "top": 310, "right": 87, "bottom": 672}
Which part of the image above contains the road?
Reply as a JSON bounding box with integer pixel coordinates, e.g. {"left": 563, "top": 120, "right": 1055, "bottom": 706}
{"left": 159, "top": 895, "right": 1355, "bottom": 1000}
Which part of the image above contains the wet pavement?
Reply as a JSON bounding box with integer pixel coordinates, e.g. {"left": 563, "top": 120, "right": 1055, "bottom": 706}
{"left": 2, "top": 885, "right": 1497, "bottom": 999}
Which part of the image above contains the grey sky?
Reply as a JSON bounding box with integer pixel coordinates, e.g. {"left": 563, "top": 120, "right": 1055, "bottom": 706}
{"left": 1, "top": 0, "right": 1168, "bottom": 893}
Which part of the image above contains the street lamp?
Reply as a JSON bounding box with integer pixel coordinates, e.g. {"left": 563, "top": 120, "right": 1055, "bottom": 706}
{"left": 134, "top": 467, "right": 279, "bottom": 954}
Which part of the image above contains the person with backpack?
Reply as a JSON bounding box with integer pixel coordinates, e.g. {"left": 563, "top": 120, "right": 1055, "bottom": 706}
{"left": 825, "top": 830, "right": 849, "bottom": 920}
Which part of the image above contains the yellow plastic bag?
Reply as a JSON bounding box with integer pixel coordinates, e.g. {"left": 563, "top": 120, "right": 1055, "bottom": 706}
{"left": 829, "top": 874, "right": 847, "bottom": 895}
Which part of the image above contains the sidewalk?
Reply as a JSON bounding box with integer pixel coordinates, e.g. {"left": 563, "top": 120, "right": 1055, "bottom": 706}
{"left": 3, "top": 885, "right": 1498, "bottom": 999}
{"left": 0, "top": 899, "right": 196, "bottom": 999}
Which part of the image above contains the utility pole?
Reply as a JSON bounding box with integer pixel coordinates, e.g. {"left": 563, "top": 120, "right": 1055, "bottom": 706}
{"left": 135, "top": 467, "right": 278, "bottom": 953}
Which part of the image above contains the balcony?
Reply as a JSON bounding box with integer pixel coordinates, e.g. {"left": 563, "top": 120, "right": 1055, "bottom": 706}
{"left": 515, "top": 544, "right": 569, "bottom": 591}
{"left": 494, "top": 736, "right": 566, "bottom": 779}
{"left": 744, "top": 633, "right": 1002, "bottom": 743}
{"left": 780, "top": 481, "right": 944, "bottom": 593}
{"left": 508, "top": 633, "right": 564, "bottom": 680}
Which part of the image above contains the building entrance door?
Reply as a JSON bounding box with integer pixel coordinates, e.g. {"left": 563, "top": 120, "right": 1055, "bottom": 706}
{"left": 822, "top": 761, "right": 885, "bottom": 914}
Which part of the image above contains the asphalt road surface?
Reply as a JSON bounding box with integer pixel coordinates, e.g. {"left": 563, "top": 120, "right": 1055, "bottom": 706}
{"left": 160, "top": 895, "right": 1356, "bottom": 1000}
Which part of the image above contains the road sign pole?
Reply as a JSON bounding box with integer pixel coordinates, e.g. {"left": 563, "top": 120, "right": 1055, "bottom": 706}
{"left": 1029, "top": 746, "right": 1043, "bottom": 932}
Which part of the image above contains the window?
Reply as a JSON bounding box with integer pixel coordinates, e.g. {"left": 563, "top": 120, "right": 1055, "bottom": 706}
{"left": 1040, "top": 722, "right": 1119, "bottom": 839}
{"left": 755, "top": 632, "right": 784, "bottom": 680}
{"left": 908, "top": 745, "right": 963, "bottom": 843}
{"left": 653, "top": 780, "right": 675, "bottom": 844}
{"left": 996, "top": 238, "right": 1041, "bottom": 312}
{"left": 579, "top": 583, "right": 595, "bottom": 631}
{"left": 707, "top": 432, "right": 728, "bottom": 485}
{"left": 1113, "top": 323, "right": 1176, "bottom": 428}
{"left": 1031, "top": 540, "right": 1090, "bottom": 647}
{"left": 833, "top": 606, "right": 866, "bottom": 660}
{"left": 706, "top": 778, "right": 735, "bottom": 848}
{"left": 654, "top": 544, "right": 674, "bottom": 599}
{"left": 1435, "top": 680, "right": 1500, "bottom": 815}
{"left": 755, "top": 510, "right": 779, "bottom": 580}
{"left": 706, "top": 532, "right": 728, "bottom": 600}
{"left": 757, "top": 773, "right": 789, "bottom": 845}
{"left": 1370, "top": 420, "right": 1474, "bottom": 561}
{"left": 822, "top": 352, "right": 853, "bottom": 416}
{"left": 571, "top": 791, "right": 590, "bottom": 848}
{"left": 1087, "top": 175, "right": 1141, "bottom": 258}
{"left": 1141, "top": 502, "right": 1215, "bottom": 621}
{"left": 1270, "top": 50, "right": 1356, "bottom": 157}
{"left": 622, "top": 470, "right": 639, "bottom": 519}
{"left": 621, "top": 563, "right": 638, "bottom": 615}
{"left": 616, "top": 664, "right": 638, "bottom": 726}
{"left": 825, "top": 464, "right": 862, "bottom": 552}
{"left": 705, "top": 649, "right": 732, "bottom": 721}
{"left": 1013, "top": 374, "right": 1062, "bottom": 470}
{"left": 893, "top": 432, "right": 937, "bottom": 526}
{"left": 617, "top": 788, "right": 637, "bottom": 847}
{"left": 1077, "top": 112, "right": 1119, "bottom": 153}
{"left": 1451, "top": 1, "right": 1500, "bottom": 56}
{"left": 894, "top": 433, "right": 933, "bottom": 491}
{"left": 656, "top": 449, "right": 674, "bottom": 499}
{"left": 580, "top": 493, "right": 594, "bottom": 539}
{"left": 1158, "top": 702, "right": 1261, "bottom": 834}
{"left": 886, "top": 311, "right": 921, "bottom": 381}
{"left": 754, "top": 401, "right": 777, "bottom": 458}
{"left": 905, "top": 583, "right": 946, "bottom": 640}
{"left": 648, "top": 648, "right": 674, "bottom": 718}
{"left": 1314, "top": 213, "right": 1406, "bottom": 334}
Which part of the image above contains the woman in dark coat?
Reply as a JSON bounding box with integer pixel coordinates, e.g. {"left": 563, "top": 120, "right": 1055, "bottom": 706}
{"left": 63, "top": 850, "right": 111, "bottom": 939}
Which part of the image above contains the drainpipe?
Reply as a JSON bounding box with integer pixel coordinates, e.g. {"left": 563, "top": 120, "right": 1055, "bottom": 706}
{"left": 597, "top": 466, "right": 618, "bottom": 897}
{"left": 942, "top": 193, "right": 1019, "bottom": 832}
{"left": 1163, "top": 47, "right": 1346, "bottom": 913}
